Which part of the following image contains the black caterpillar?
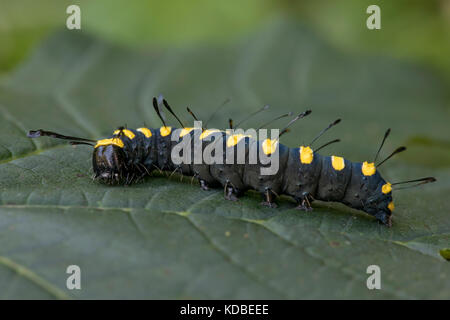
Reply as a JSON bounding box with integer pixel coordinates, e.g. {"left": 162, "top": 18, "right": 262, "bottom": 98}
{"left": 27, "top": 97, "right": 435, "bottom": 227}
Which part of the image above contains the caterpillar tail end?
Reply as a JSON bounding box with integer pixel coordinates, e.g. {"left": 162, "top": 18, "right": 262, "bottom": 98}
{"left": 375, "top": 212, "right": 392, "bottom": 228}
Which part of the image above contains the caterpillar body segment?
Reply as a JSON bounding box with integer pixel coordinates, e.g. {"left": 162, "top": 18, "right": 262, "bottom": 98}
{"left": 281, "top": 150, "right": 392, "bottom": 224}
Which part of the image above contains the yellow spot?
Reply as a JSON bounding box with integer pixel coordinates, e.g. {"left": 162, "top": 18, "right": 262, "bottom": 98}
{"left": 299, "top": 146, "right": 314, "bottom": 164}
{"left": 382, "top": 182, "right": 392, "bottom": 194}
{"left": 262, "top": 139, "right": 278, "bottom": 155}
{"left": 113, "top": 129, "right": 135, "bottom": 140}
{"left": 225, "top": 231, "right": 231, "bottom": 237}
{"left": 137, "top": 127, "right": 152, "bottom": 138}
{"left": 179, "top": 127, "right": 194, "bottom": 138}
{"left": 94, "top": 138, "right": 124, "bottom": 149}
{"left": 199, "top": 129, "right": 221, "bottom": 140}
{"left": 388, "top": 201, "right": 395, "bottom": 212}
{"left": 160, "top": 126, "right": 172, "bottom": 137}
{"left": 331, "top": 156, "right": 345, "bottom": 171}
{"left": 362, "top": 161, "right": 376, "bottom": 176}
{"left": 226, "top": 134, "right": 249, "bottom": 147}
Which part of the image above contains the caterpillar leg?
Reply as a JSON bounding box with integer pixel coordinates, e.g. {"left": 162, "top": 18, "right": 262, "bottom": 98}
{"left": 199, "top": 179, "right": 210, "bottom": 191}
{"left": 295, "top": 199, "right": 313, "bottom": 211}
{"left": 224, "top": 186, "right": 239, "bottom": 201}
{"left": 261, "top": 188, "right": 278, "bottom": 208}
{"left": 295, "top": 193, "right": 313, "bottom": 211}
{"left": 224, "top": 180, "right": 239, "bottom": 201}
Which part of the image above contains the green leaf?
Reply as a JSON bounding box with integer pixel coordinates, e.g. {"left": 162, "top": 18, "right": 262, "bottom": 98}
{"left": 0, "top": 20, "right": 449, "bottom": 299}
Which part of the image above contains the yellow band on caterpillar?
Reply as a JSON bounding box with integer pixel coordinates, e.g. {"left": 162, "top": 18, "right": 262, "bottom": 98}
{"left": 227, "top": 134, "right": 249, "bottom": 147}
{"left": 199, "top": 129, "right": 221, "bottom": 140}
{"left": 331, "top": 156, "right": 345, "bottom": 171}
{"left": 160, "top": 126, "right": 172, "bottom": 137}
{"left": 299, "top": 146, "right": 314, "bottom": 164}
{"left": 137, "top": 127, "right": 152, "bottom": 138}
{"left": 113, "top": 129, "right": 135, "bottom": 140}
{"left": 382, "top": 182, "right": 392, "bottom": 194}
{"left": 95, "top": 138, "right": 124, "bottom": 148}
{"left": 388, "top": 201, "right": 395, "bottom": 212}
{"left": 362, "top": 161, "right": 376, "bottom": 176}
{"left": 262, "top": 139, "right": 278, "bottom": 155}
{"left": 179, "top": 127, "right": 194, "bottom": 138}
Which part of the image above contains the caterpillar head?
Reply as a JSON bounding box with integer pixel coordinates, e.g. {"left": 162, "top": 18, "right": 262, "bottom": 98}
{"left": 92, "top": 139, "right": 128, "bottom": 184}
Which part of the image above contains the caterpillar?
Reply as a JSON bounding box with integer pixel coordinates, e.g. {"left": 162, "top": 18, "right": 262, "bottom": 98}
{"left": 27, "top": 97, "right": 436, "bottom": 227}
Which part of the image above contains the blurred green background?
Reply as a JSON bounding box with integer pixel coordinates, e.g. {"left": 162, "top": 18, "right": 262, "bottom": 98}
{"left": 1, "top": 0, "right": 450, "bottom": 81}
